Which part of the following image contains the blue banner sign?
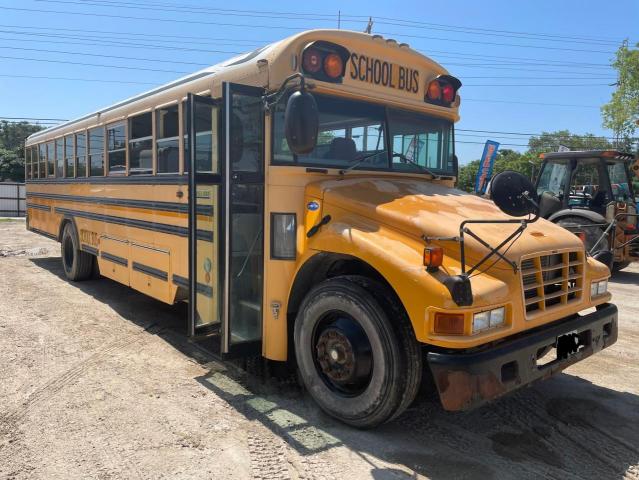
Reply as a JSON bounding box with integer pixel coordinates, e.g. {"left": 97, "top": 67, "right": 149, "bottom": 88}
{"left": 475, "top": 140, "right": 500, "bottom": 195}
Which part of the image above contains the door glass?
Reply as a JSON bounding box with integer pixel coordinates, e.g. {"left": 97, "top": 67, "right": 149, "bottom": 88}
{"left": 195, "top": 102, "right": 218, "bottom": 173}
{"left": 191, "top": 100, "right": 220, "bottom": 331}
{"left": 229, "top": 183, "right": 263, "bottom": 343}
{"left": 231, "top": 93, "right": 263, "bottom": 173}
{"left": 228, "top": 87, "right": 264, "bottom": 346}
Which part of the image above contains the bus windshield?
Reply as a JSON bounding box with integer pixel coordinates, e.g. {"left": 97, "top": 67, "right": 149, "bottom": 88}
{"left": 273, "top": 94, "right": 455, "bottom": 175}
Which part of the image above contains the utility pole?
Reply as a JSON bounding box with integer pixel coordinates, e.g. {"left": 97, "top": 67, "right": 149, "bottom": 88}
{"left": 338, "top": 10, "right": 341, "bottom": 29}
{"left": 364, "top": 17, "right": 373, "bottom": 34}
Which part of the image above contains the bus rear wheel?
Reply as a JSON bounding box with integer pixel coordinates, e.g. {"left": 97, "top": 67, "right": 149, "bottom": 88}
{"left": 61, "top": 222, "right": 94, "bottom": 281}
{"left": 294, "top": 276, "right": 420, "bottom": 428}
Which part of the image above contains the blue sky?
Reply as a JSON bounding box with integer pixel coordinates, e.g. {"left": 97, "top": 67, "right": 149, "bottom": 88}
{"left": 0, "top": 0, "right": 637, "bottom": 164}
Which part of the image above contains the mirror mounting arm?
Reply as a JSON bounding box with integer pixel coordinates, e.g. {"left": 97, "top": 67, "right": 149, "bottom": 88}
{"left": 459, "top": 211, "right": 540, "bottom": 276}
{"left": 263, "top": 73, "right": 311, "bottom": 113}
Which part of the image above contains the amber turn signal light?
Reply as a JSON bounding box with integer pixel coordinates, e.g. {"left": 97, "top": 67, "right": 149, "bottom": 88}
{"left": 323, "top": 53, "right": 343, "bottom": 79}
{"left": 434, "top": 312, "right": 465, "bottom": 335}
{"left": 424, "top": 246, "right": 444, "bottom": 272}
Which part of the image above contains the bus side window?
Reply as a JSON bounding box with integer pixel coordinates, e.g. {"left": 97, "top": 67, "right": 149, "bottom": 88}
{"left": 55, "top": 138, "right": 64, "bottom": 178}
{"left": 107, "top": 123, "right": 126, "bottom": 175}
{"left": 156, "top": 104, "right": 179, "bottom": 174}
{"left": 39, "top": 144, "right": 46, "bottom": 178}
{"left": 129, "top": 112, "right": 153, "bottom": 175}
{"left": 88, "top": 127, "right": 105, "bottom": 176}
{"left": 64, "top": 134, "right": 74, "bottom": 178}
{"left": 76, "top": 132, "right": 87, "bottom": 177}
{"left": 46, "top": 141, "right": 55, "bottom": 177}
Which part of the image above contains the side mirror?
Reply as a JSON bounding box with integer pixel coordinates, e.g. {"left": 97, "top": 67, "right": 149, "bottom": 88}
{"left": 284, "top": 90, "right": 318, "bottom": 155}
{"left": 490, "top": 170, "right": 539, "bottom": 217}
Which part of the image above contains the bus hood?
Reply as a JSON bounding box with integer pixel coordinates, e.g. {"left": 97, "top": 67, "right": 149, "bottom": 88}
{"left": 313, "top": 176, "right": 583, "bottom": 268}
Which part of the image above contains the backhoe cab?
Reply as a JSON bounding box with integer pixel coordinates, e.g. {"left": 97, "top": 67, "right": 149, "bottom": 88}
{"left": 536, "top": 150, "right": 639, "bottom": 272}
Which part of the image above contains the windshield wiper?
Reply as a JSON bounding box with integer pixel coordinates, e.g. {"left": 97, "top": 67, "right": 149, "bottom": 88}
{"left": 393, "top": 151, "right": 440, "bottom": 179}
{"left": 339, "top": 150, "right": 387, "bottom": 175}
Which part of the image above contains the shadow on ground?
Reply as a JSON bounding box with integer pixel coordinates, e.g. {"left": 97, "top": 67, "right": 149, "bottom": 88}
{"left": 609, "top": 268, "right": 639, "bottom": 286}
{"left": 32, "top": 256, "right": 639, "bottom": 480}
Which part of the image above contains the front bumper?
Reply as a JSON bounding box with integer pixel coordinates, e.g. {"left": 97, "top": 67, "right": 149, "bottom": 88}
{"left": 427, "top": 303, "right": 618, "bottom": 411}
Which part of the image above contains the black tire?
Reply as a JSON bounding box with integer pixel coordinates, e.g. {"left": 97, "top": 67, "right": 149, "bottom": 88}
{"left": 557, "top": 216, "right": 608, "bottom": 255}
{"left": 342, "top": 275, "right": 422, "bottom": 421}
{"left": 61, "top": 222, "right": 93, "bottom": 281}
{"left": 294, "top": 276, "right": 421, "bottom": 428}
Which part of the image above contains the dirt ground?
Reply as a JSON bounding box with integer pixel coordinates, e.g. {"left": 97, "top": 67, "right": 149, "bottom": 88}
{"left": 1, "top": 218, "right": 639, "bottom": 479}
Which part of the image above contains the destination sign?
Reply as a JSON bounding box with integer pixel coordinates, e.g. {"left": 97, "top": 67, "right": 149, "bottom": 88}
{"left": 349, "top": 53, "right": 420, "bottom": 94}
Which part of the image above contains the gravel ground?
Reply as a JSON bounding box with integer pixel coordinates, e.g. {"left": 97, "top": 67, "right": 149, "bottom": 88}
{"left": 1, "top": 218, "right": 639, "bottom": 480}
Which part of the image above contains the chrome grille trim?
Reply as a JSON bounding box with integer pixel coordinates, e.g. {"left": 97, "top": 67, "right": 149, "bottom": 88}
{"left": 520, "top": 250, "right": 585, "bottom": 319}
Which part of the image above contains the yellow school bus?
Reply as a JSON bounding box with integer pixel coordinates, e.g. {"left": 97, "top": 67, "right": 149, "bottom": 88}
{"left": 25, "top": 29, "right": 618, "bottom": 427}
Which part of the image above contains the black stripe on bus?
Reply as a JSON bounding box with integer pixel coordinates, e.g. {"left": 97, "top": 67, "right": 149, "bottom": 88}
{"left": 26, "top": 202, "right": 51, "bottom": 212}
{"left": 28, "top": 226, "right": 57, "bottom": 240}
{"left": 27, "top": 192, "right": 213, "bottom": 216}
{"left": 132, "top": 262, "right": 168, "bottom": 281}
{"left": 172, "top": 274, "right": 214, "bottom": 298}
{"left": 81, "top": 244, "right": 99, "bottom": 256}
{"left": 26, "top": 174, "right": 187, "bottom": 185}
{"left": 54, "top": 206, "right": 213, "bottom": 242}
{"left": 100, "top": 251, "right": 128, "bottom": 267}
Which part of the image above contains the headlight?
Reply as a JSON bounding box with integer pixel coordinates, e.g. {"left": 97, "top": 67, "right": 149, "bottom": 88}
{"left": 472, "top": 307, "right": 506, "bottom": 334}
{"left": 591, "top": 279, "right": 608, "bottom": 298}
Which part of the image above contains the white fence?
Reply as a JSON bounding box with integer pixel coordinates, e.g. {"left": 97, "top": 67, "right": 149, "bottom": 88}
{"left": 0, "top": 183, "right": 26, "bottom": 217}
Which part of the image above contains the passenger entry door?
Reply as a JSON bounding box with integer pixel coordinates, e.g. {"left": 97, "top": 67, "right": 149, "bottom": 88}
{"left": 187, "top": 86, "right": 265, "bottom": 358}
{"left": 187, "top": 93, "right": 222, "bottom": 337}
{"left": 221, "top": 82, "right": 265, "bottom": 357}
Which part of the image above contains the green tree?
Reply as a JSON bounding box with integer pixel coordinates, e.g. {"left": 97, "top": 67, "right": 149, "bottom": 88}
{"left": 0, "top": 147, "right": 23, "bottom": 181}
{"left": 0, "top": 121, "right": 44, "bottom": 182}
{"left": 457, "top": 158, "right": 480, "bottom": 192}
{"left": 527, "top": 130, "right": 612, "bottom": 154}
{"left": 457, "top": 149, "right": 540, "bottom": 192}
{"left": 601, "top": 40, "right": 639, "bottom": 152}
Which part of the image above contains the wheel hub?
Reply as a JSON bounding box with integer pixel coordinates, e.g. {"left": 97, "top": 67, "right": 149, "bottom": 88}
{"left": 314, "top": 315, "right": 373, "bottom": 394}
{"left": 316, "top": 328, "right": 357, "bottom": 383}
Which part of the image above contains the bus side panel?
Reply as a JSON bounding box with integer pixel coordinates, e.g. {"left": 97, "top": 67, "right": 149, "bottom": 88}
{"left": 98, "top": 236, "right": 130, "bottom": 286}
{"left": 130, "top": 243, "right": 172, "bottom": 303}
{"left": 26, "top": 181, "right": 187, "bottom": 305}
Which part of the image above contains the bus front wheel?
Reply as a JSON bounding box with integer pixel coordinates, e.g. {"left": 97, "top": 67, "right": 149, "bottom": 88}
{"left": 61, "top": 222, "right": 94, "bottom": 281}
{"left": 294, "top": 276, "right": 421, "bottom": 428}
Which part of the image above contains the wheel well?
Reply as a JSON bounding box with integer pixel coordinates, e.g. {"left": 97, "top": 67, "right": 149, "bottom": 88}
{"left": 57, "top": 216, "right": 75, "bottom": 242}
{"left": 287, "top": 253, "right": 407, "bottom": 358}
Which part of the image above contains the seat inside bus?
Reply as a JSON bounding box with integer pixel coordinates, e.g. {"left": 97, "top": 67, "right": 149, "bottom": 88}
{"left": 324, "top": 137, "right": 357, "bottom": 161}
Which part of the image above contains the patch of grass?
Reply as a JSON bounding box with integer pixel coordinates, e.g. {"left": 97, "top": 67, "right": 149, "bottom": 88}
{"left": 0, "top": 218, "right": 19, "bottom": 222}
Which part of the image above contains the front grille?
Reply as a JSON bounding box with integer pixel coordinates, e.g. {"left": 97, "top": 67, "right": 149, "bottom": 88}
{"left": 520, "top": 250, "right": 584, "bottom": 318}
